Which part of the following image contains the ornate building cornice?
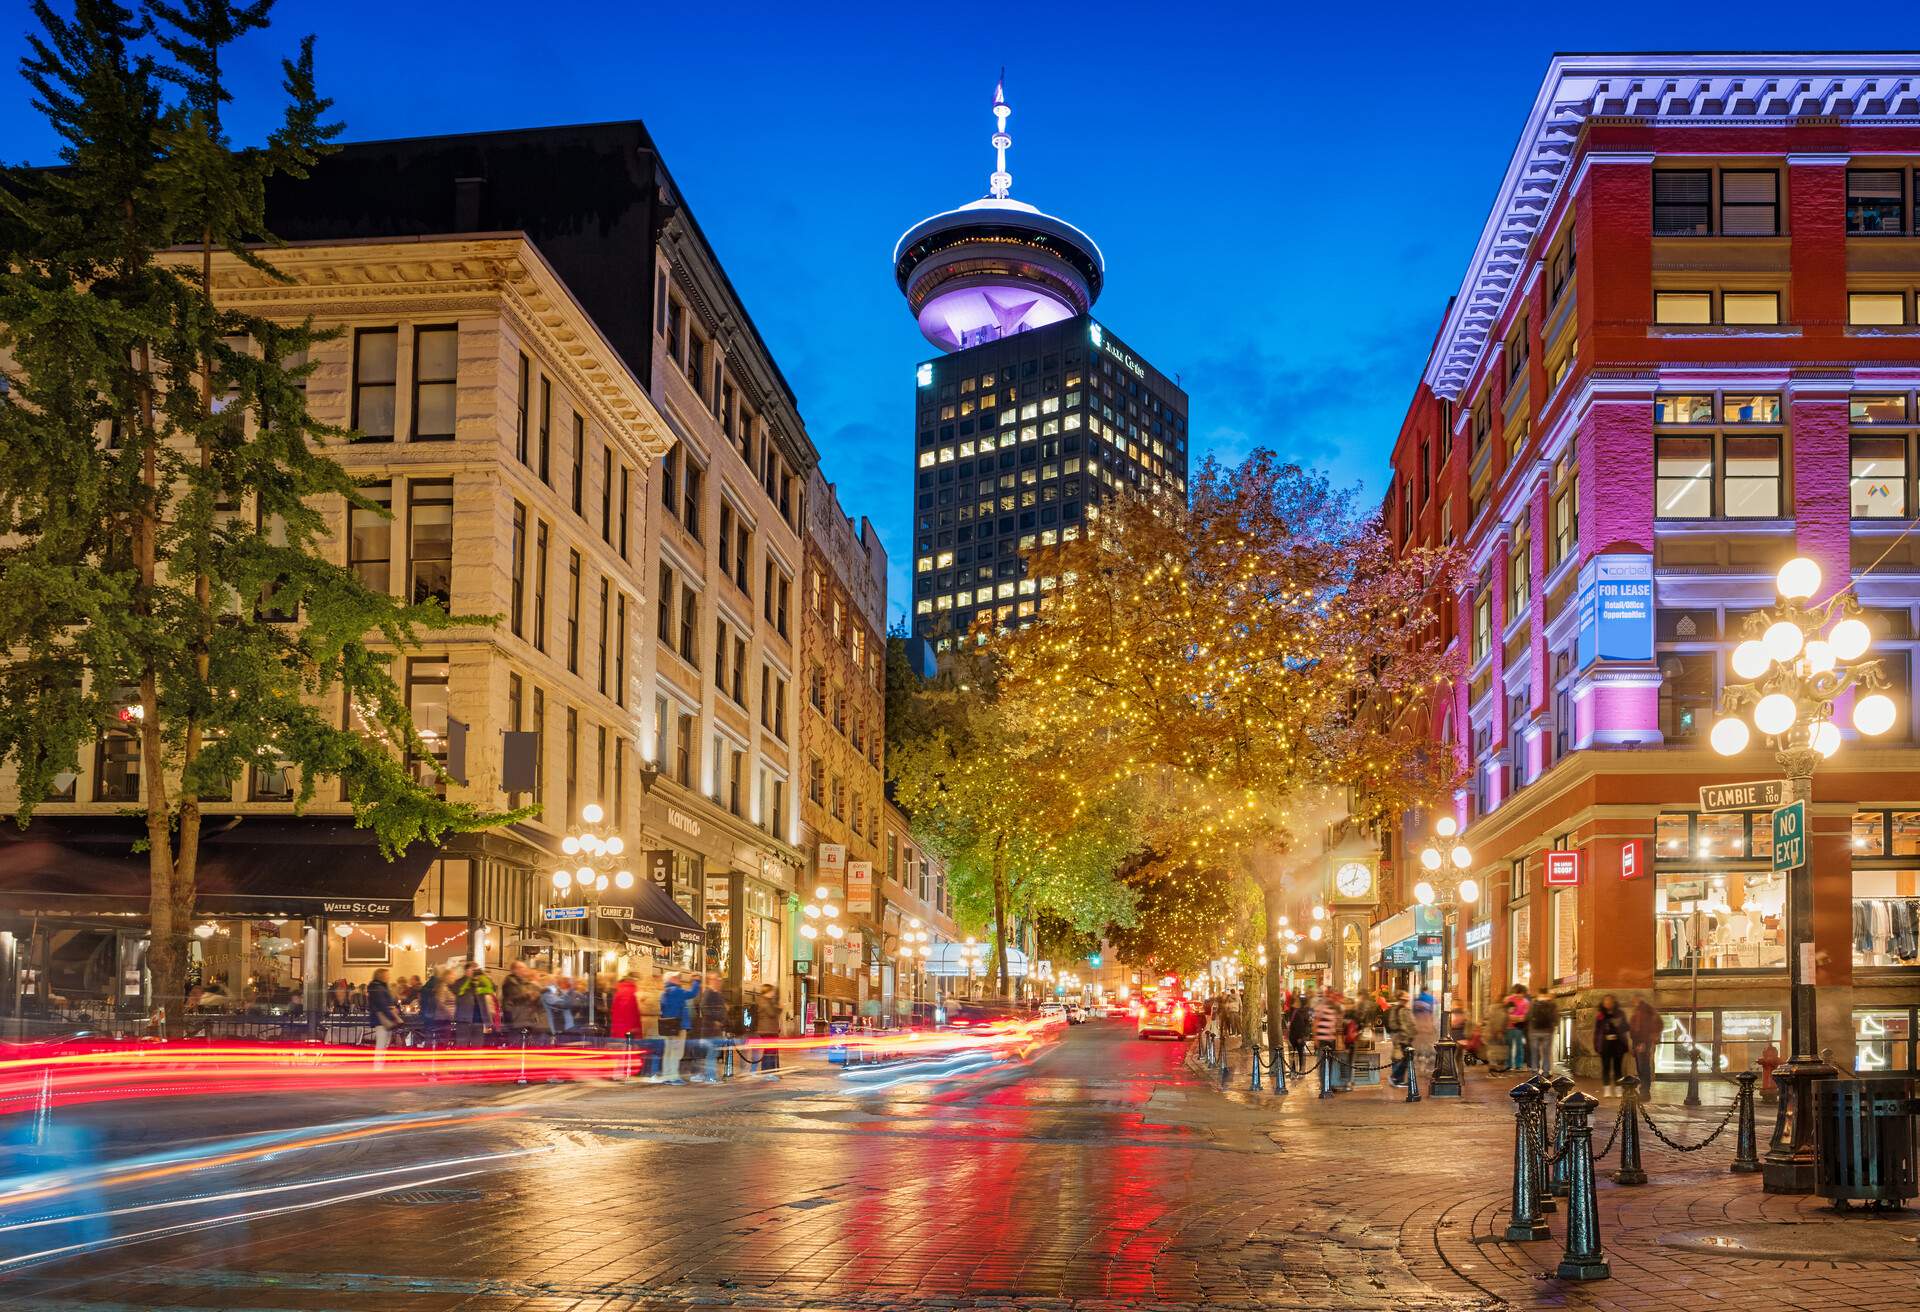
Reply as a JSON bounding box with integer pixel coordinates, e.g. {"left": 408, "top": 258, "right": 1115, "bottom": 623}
{"left": 204, "top": 235, "right": 675, "bottom": 467}
{"left": 1425, "top": 53, "right": 1920, "bottom": 401}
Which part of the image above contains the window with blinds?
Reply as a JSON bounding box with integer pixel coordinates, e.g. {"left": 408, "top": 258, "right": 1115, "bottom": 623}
{"left": 1719, "top": 170, "right": 1779, "bottom": 236}
{"left": 1848, "top": 169, "right": 1907, "bottom": 235}
{"left": 1653, "top": 170, "right": 1712, "bottom": 235}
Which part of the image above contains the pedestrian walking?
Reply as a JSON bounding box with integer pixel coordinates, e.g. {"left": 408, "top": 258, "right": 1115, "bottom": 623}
{"left": 367, "top": 968, "right": 401, "bottom": 1069}
{"left": 1411, "top": 989, "right": 1438, "bottom": 1086}
{"left": 1593, "top": 994, "right": 1630, "bottom": 1094}
{"left": 752, "top": 983, "right": 783, "bottom": 1074}
{"left": 454, "top": 962, "right": 496, "bottom": 1046}
{"left": 500, "top": 961, "right": 544, "bottom": 1036}
{"left": 657, "top": 971, "right": 695, "bottom": 1082}
{"left": 609, "top": 973, "right": 641, "bottom": 1042}
{"left": 1286, "top": 991, "right": 1312, "bottom": 1070}
{"left": 1527, "top": 988, "right": 1559, "bottom": 1074}
{"left": 1312, "top": 990, "right": 1344, "bottom": 1089}
{"left": 1503, "top": 984, "right": 1531, "bottom": 1072}
{"left": 694, "top": 972, "right": 730, "bottom": 1081}
{"left": 1386, "top": 991, "right": 1415, "bottom": 1086}
{"left": 416, "top": 967, "right": 455, "bottom": 1047}
{"left": 1629, "top": 998, "right": 1661, "bottom": 1085}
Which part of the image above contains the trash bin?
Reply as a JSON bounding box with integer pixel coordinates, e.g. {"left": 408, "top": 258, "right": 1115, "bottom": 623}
{"left": 1814, "top": 1076, "right": 1919, "bottom": 1208}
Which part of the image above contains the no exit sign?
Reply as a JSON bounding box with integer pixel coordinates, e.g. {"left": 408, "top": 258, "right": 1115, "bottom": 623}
{"left": 1544, "top": 850, "right": 1582, "bottom": 886}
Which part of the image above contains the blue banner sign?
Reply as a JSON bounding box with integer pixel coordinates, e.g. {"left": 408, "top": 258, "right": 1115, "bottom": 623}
{"left": 1576, "top": 553, "right": 1654, "bottom": 667}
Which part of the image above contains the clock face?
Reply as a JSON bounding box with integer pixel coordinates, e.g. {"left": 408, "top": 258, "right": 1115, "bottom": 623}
{"left": 1334, "top": 862, "right": 1373, "bottom": 899}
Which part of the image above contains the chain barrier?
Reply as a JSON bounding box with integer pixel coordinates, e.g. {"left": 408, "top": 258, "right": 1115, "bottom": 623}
{"left": 1591, "top": 1108, "right": 1625, "bottom": 1161}
{"left": 1638, "top": 1099, "right": 1739, "bottom": 1153}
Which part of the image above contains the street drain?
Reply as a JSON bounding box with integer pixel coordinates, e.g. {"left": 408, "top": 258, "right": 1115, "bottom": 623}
{"left": 375, "top": 1188, "right": 487, "bottom": 1205}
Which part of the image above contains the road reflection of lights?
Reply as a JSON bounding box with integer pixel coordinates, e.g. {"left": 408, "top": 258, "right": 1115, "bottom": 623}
{"left": 0, "top": 1145, "right": 547, "bottom": 1239}
{"left": 839, "top": 1051, "right": 1007, "bottom": 1093}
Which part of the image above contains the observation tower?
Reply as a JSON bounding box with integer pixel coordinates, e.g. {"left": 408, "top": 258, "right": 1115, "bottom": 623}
{"left": 892, "top": 81, "right": 1105, "bottom": 352}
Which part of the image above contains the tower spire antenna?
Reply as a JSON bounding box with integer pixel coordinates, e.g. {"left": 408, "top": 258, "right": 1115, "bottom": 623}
{"left": 989, "top": 72, "right": 1012, "bottom": 200}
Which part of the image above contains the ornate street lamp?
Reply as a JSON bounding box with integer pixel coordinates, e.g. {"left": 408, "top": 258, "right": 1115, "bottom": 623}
{"left": 552, "top": 802, "right": 634, "bottom": 1030}
{"left": 1708, "top": 555, "right": 1892, "bottom": 1193}
{"left": 797, "top": 883, "right": 844, "bottom": 1030}
{"left": 1416, "top": 815, "right": 1477, "bottom": 1097}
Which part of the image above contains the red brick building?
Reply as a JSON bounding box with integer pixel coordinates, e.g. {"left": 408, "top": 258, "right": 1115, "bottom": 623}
{"left": 1382, "top": 55, "right": 1920, "bottom": 1080}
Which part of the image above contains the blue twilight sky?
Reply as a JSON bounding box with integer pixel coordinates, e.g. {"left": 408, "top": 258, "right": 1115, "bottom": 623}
{"left": 0, "top": 3, "right": 1898, "bottom": 622}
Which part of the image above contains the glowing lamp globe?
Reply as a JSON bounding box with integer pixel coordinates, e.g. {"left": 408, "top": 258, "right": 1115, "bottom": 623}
{"left": 1810, "top": 720, "right": 1841, "bottom": 758}
{"left": 815, "top": 886, "right": 831, "bottom": 901}
{"left": 1753, "top": 693, "right": 1798, "bottom": 736}
{"left": 1731, "top": 640, "right": 1772, "bottom": 681}
{"left": 1434, "top": 815, "right": 1459, "bottom": 839}
{"left": 334, "top": 922, "right": 353, "bottom": 939}
{"left": 1709, "top": 717, "right": 1751, "bottom": 756}
{"left": 800, "top": 922, "right": 818, "bottom": 940}
{"left": 1763, "top": 621, "right": 1804, "bottom": 664}
{"left": 1277, "top": 915, "right": 1289, "bottom": 927}
{"left": 581, "top": 802, "right": 604, "bottom": 825}
{"left": 193, "top": 922, "right": 217, "bottom": 940}
{"left": 575, "top": 864, "right": 594, "bottom": 882}
{"left": 614, "top": 870, "right": 633, "bottom": 890}
{"left": 1830, "top": 617, "right": 1872, "bottom": 662}
{"left": 1308, "top": 924, "right": 1323, "bottom": 942}
{"left": 1804, "top": 640, "right": 1837, "bottom": 676}
{"left": 1450, "top": 844, "right": 1473, "bottom": 870}
{"left": 593, "top": 875, "right": 609, "bottom": 892}
{"left": 826, "top": 923, "right": 844, "bottom": 939}
{"left": 1311, "top": 904, "right": 1327, "bottom": 922}
{"left": 1286, "top": 941, "right": 1300, "bottom": 955}
{"left": 1459, "top": 878, "right": 1481, "bottom": 904}
{"left": 803, "top": 903, "right": 821, "bottom": 919}
{"left": 1413, "top": 881, "right": 1436, "bottom": 906}
{"left": 560, "top": 836, "right": 580, "bottom": 856}
{"left": 1854, "top": 693, "right": 1898, "bottom": 737}
{"left": 1777, "top": 556, "right": 1821, "bottom": 600}
{"left": 1420, "top": 847, "right": 1442, "bottom": 871}
{"left": 823, "top": 904, "right": 840, "bottom": 918}
{"left": 605, "top": 836, "right": 624, "bottom": 856}
{"left": 551, "top": 870, "right": 570, "bottom": 889}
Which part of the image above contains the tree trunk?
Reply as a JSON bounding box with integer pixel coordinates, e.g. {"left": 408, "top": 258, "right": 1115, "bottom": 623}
{"left": 991, "top": 837, "right": 1010, "bottom": 1000}
{"left": 1262, "top": 881, "right": 1285, "bottom": 1063}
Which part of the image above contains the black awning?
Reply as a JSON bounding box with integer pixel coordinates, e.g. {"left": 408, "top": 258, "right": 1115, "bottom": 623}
{"left": 0, "top": 816, "right": 434, "bottom": 918}
{"left": 626, "top": 878, "right": 704, "bottom": 944}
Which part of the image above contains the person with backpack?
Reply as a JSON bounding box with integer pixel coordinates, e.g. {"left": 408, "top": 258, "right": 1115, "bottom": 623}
{"left": 1527, "top": 988, "right": 1559, "bottom": 1074}
{"left": 1385, "top": 991, "right": 1415, "bottom": 1086}
{"left": 1502, "top": 985, "right": 1531, "bottom": 1072}
{"left": 453, "top": 962, "right": 497, "bottom": 1046}
{"left": 657, "top": 972, "right": 695, "bottom": 1083}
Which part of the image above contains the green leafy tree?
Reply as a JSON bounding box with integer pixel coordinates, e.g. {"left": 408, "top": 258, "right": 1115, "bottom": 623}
{"left": 0, "top": 0, "right": 512, "bottom": 1028}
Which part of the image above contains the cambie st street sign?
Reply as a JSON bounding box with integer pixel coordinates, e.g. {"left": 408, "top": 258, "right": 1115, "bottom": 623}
{"left": 1700, "top": 779, "right": 1786, "bottom": 812}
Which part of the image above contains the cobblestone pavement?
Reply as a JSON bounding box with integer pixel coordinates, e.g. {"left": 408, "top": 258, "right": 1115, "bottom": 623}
{"left": 2, "top": 1023, "right": 1916, "bottom": 1310}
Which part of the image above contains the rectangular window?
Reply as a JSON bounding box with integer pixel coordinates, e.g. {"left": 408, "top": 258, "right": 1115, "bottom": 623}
{"left": 1508, "top": 529, "right": 1531, "bottom": 618}
{"left": 348, "top": 481, "right": 392, "bottom": 593}
{"left": 1723, "top": 292, "right": 1781, "bottom": 325}
{"left": 407, "top": 479, "right": 453, "bottom": 607}
{"left": 1472, "top": 591, "right": 1492, "bottom": 664}
{"left": 1657, "top": 651, "right": 1716, "bottom": 743}
{"left": 1656, "top": 435, "right": 1714, "bottom": 519}
{"left": 1850, "top": 292, "right": 1909, "bottom": 326}
{"left": 661, "top": 445, "right": 678, "bottom": 514}
{"left": 565, "top": 706, "right": 578, "bottom": 820}
{"left": 1655, "top": 291, "right": 1712, "bottom": 325}
{"left": 596, "top": 724, "right": 608, "bottom": 807}
{"left": 732, "top": 634, "right": 746, "bottom": 706}
{"left": 566, "top": 550, "right": 581, "bottom": 674}
{"left": 675, "top": 710, "right": 694, "bottom": 787}
{"left": 538, "top": 376, "right": 552, "bottom": 484}
{"left": 1848, "top": 168, "right": 1907, "bottom": 234}
{"left": 714, "top": 616, "right": 729, "bottom": 692}
{"left": 1653, "top": 169, "right": 1713, "bottom": 236}
{"left": 532, "top": 688, "right": 545, "bottom": 805}
{"left": 1508, "top": 902, "right": 1531, "bottom": 989}
{"left": 683, "top": 462, "right": 703, "bottom": 539}
{"left": 515, "top": 353, "right": 530, "bottom": 464}
{"left": 657, "top": 562, "right": 675, "bottom": 643}
{"left": 509, "top": 502, "right": 527, "bottom": 637}
{"left": 411, "top": 326, "right": 457, "bottom": 440}
{"left": 1720, "top": 170, "right": 1779, "bottom": 236}
{"left": 618, "top": 465, "right": 630, "bottom": 559}
{"left": 1551, "top": 885, "right": 1578, "bottom": 983}
{"left": 406, "top": 658, "right": 450, "bottom": 796}
{"left": 532, "top": 522, "right": 549, "bottom": 652}
{"left": 95, "top": 709, "right": 140, "bottom": 802}
{"left": 666, "top": 297, "right": 684, "bottom": 362}
{"left": 1656, "top": 868, "right": 1787, "bottom": 970}
{"left": 351, "top": 328, "right": 398, "bottom": 441}
{"left": 597, "top": 576, "right": 610, "bottom": 696}
{"left": 1724, "top": 435, "right": 1782, "bottom": 517}
{"left": 679, "top": 584, "right": 697, "bottom": 665}
{"left": 571, "top": 413, "right": 586, "bottom": 516}
{"left": 601, "top": 444, "right": 614, "bottom": 543}
{"left": 507, "top": 673, "right": 525, "bottom": 803}
{"left": 1852, "top": 435, "right": 1909, "bottom": 518}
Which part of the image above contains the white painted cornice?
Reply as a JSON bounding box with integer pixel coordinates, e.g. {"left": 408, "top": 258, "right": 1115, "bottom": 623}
{"left": 1425, "top": 53, "right": 1920, "bottom": 401}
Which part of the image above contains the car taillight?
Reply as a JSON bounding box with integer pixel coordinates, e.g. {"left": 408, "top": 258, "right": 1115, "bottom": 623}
{"left": 1173, "top": 1005, "right": 1185, "bottom": 1024}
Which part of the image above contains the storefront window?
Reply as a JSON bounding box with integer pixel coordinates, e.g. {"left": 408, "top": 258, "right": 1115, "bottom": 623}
{"left": 1852, "top": 868, "right": 1920, "bottom": 967}
{"left": 1509, "top": 902, "right": 1531, "bottom": 988}
{"left": 1655, "top": 870, "right": 1787, "bottom": 970}
{"left": 1551, "top": 886, "right": 1578, "bottom": 983}
{"left": 1855, "top": 1008, "right": 1917, "bottom": 1073}
{"left": 1657, "top": 1008, "right": 1781, "bottom": 1077}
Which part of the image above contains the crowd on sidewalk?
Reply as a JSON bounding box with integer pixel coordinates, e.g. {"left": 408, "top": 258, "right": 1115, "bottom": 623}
{"left": 356, "top": 961, "right": 790, "bottom": 1081}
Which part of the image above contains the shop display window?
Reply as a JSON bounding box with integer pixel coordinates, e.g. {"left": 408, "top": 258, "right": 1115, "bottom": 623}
{"left": 1657, "top": 1008, "right": 1780, "bottom": 1077}
{"left": 1855, "top": 1008, "right": 1918, "bottom": 1074}
{"left": 1851, "top": 869, "right": 1920, "bottom": 967}
{"left": 1655, "top": 870, "right": 1786, "bottom": 970}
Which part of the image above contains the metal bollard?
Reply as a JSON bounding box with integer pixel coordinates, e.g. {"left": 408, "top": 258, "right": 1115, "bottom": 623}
{"left": 1505, "top": 1078, "right": 1551, "bottom": 1241}
{"left": 1553, "top": 1090, "right": 1610, "bottom": 1280}
{"left": 1404, "top": 1046, "right": 1422, "bottom": 1103}
{"left": 1319, "top": 1044, "right": 1335, "bottom": 1099}
{"left": 1612, "top": 1074, "right": 1647, "bottom": 1186}
{"left": 1220, "top": 1048, "right": 1231, "bottom": 1090}
{"left": 1271, "top": 1043, "right": 1288, "bottom": 1095}
{"left": 517, "top": 1028, "right": 529, "bottom": 1085}
{"left": 1527, "top": 1076, "right": 1558, "bottom": 1214}
{"left": 1731, "top": 1069, "right": 1761, "bottom": 1174}
{"left": 1250, "top": 1044, "right": 1263, "bottom": 1092}
{"left": 1548, "top": 1071, "right": 1577, "bottom": 1197}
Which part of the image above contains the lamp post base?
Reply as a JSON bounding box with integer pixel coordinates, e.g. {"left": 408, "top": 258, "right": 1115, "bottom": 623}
{"left": 1761, "top": 1055, "right": 1837, "bottom": 1195}
{"left": 1429, "top": 1038, "right": 1464, "bottom": 1097}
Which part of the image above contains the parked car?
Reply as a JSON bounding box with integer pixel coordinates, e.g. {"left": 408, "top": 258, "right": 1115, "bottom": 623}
{"left": 1137, "top": 1002, "right": 1185, "bottom": 1040}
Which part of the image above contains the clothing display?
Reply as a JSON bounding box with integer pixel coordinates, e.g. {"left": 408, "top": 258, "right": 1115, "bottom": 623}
{"left": 1853, "top": 897, "right": 1920, "bottom": 965}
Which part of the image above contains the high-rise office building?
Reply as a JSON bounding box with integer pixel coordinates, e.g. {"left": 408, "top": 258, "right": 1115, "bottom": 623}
{"left": 894, "top": 83, "right": 1189, "bottom": 644}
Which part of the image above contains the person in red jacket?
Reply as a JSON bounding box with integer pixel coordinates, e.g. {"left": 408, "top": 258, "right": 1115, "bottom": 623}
{"left": 609, "top": 972, "right": 642, "bottom": 1040}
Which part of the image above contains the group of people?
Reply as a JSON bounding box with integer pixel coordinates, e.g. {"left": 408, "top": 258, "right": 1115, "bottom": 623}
{"left": 355, "top": 961, "right": 791, "bottom": 1081}
{"left": 1274, "top": 983, "right": 1665, "bottom": 1095}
